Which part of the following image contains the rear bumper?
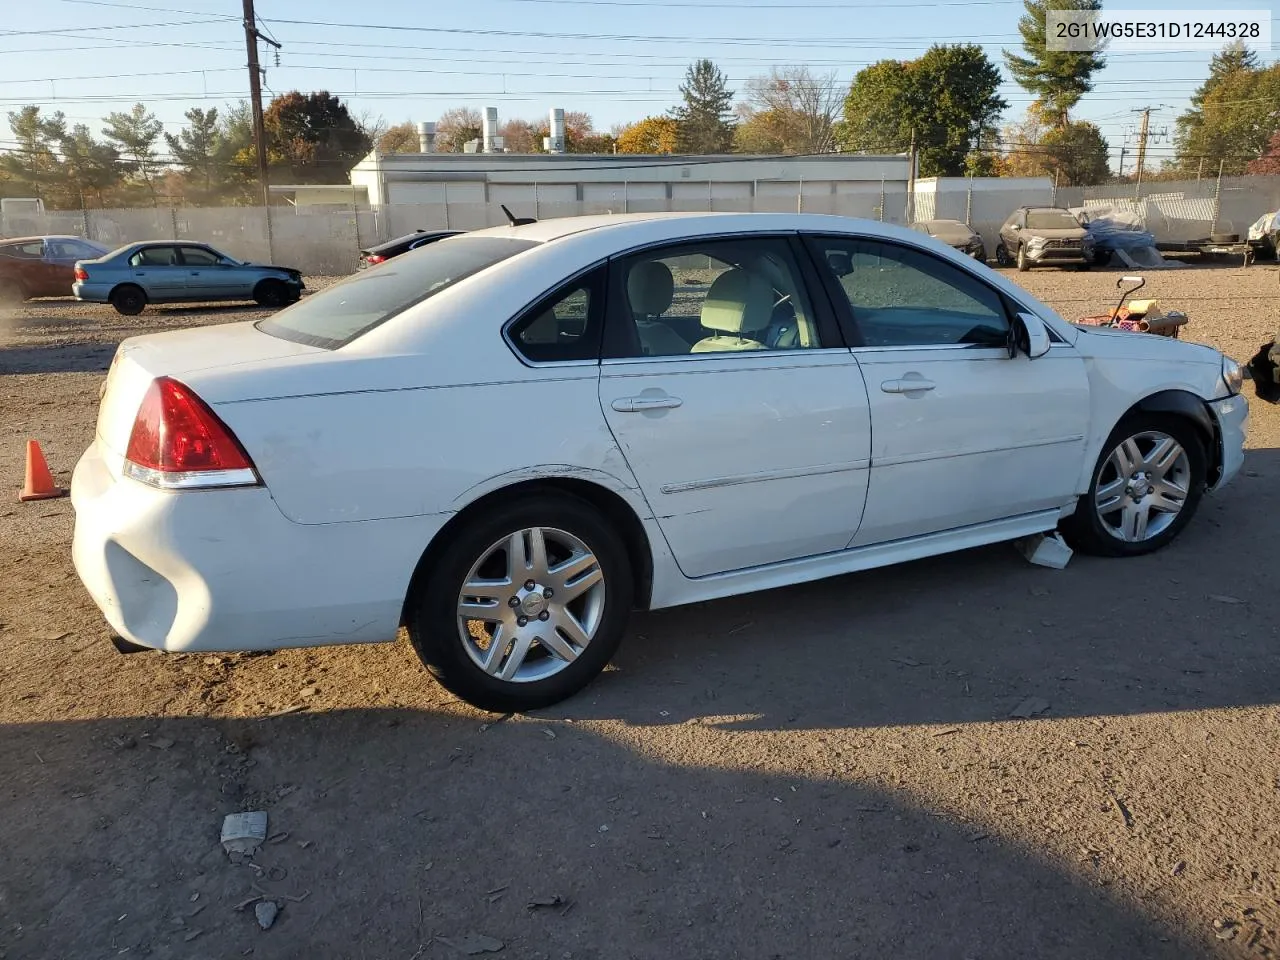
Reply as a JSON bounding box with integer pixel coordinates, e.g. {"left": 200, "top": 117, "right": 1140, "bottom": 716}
{"left": 1208, "top": 394, "right": 1248, "bottom": 492}
{"left": 72, "top": 281, "right": 112, "bottom": 302}
{"left": 71, "top": 439, "right": 448, "bottom": 652}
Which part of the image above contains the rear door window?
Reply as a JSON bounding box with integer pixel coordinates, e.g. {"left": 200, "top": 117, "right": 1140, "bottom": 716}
{"left": 257, "top": 237, "right": 538, "bottom": 349}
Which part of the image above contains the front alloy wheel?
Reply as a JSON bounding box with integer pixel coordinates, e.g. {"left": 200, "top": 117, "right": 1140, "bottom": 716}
{"left": 408, "top": 492, "right": 633, "bottom": 712}
{"left": 1094, "top": 431, "right": 1192, "bottom": 543}
{"left": 1062, "top": 415, "right": 1206, "bottom": 557}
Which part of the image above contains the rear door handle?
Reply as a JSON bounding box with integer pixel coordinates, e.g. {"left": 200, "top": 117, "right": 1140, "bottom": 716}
{"left": 611, "top": 396, "right": 683, "bottom": 413}
{"left": 881, "top": 377, "right": 936, "bottom": 394}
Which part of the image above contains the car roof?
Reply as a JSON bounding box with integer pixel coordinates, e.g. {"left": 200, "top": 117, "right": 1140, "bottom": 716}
{"left": 461, "top": 211, "right": 951, "bottom": 248}
{"left": 0, "top": 235, "right": 100, "bottom": 244}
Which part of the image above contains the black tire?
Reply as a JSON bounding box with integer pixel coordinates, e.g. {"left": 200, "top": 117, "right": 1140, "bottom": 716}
{"left": 407, "top": 492, "right": 634, "bottom": 712}
{"left": 110, "top": 284, "right": 146, "bottom": 316}
{"left": 974, "top": 246, "right": 987, "bottom": 264}
{"left": 0, "top": 279, "right": 25, "bottom": 304}
{"left": 254, "top": 279, "right": 288, "bottom": 307}
{"left": 1016, "top": 244, "right": 1030, "bottom": 272}
{"left": 995, "top": 243, "right": 1011, "bottom": 267}
{"left": 1075, "top": 261, "right": 1091, "bottom": 271}
{"left": 1210, "top": 232, "right": 1238, "bottom": 244}
{"left": 1060, "top": 413, "right": 1207, "bottom": 558}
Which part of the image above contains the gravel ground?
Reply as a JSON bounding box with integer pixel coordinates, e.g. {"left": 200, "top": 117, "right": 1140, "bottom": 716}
{"left": 1, "top": 262, "right": 1279, "bottom": 960}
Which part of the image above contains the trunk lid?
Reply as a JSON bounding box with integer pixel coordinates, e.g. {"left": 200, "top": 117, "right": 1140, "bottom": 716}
{"left": 95, "top": 321, "right": 322, "bottom": 472}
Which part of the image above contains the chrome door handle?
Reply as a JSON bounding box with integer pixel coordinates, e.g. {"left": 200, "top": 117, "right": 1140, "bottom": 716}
{"left": 611, "top": 396, "right": 683, "bottom": 413}
{"left": 881, "top": 377, "right": 936, "bottom": 394}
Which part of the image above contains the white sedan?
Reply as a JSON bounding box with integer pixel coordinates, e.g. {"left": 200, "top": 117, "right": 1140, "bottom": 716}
{"left": 72, "top": 213, "right": 1248, "bottom": 711}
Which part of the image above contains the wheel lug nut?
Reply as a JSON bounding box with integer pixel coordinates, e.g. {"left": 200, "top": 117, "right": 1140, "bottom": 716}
{"left": 539, "top": 611, "right": 550, "bottom": 621}
{"left": 517, "top": 616, "right": 528, "bottom": 627}
{"left": 508, "top": 597, "right": 520, "bottom": 608}
{"left": 543, "top": 588, "right": 554, "bottom": 599}
{"left": 525, "top": 579, "right": 536, "bottom": 590}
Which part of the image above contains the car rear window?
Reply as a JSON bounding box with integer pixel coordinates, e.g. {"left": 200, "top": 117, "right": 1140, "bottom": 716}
{"left": 1026, "top": 210, "right": 1081, "bottom": 230}
{"left": 256, "top": 237, "right": 538, "bottom": 349}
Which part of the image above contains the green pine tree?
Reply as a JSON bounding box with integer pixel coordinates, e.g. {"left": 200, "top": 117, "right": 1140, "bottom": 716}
{"left": 671, "top": 60, "right": 736, "bottom": 154}
{"left": 1003, "top": 0, "right": 1106, "bottom": 127}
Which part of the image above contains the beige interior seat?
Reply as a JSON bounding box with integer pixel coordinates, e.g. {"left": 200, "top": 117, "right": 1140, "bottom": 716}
{"left": 690, "top": 268, "right": 774, "bottom": 353}
{"left": 627, "top": 261, "right": 691, "bottom": 357}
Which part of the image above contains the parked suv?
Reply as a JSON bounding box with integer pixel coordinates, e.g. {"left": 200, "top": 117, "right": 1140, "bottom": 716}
{"left": 996, "top": 207, "right": 1094, "bottom": 271}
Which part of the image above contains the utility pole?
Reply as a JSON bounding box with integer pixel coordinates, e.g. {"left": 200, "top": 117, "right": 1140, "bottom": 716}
{"left": 906, "top": 129, "right": 917, "bottom": 222}
{"left": 242, "top": 0, "right": 280, "bottom": 209}
{"left": 1130, "top": 105, "right": 1168, "bottom": 198}
{"left": 1117, "top": 146, "right": 1126, "bottom": 183}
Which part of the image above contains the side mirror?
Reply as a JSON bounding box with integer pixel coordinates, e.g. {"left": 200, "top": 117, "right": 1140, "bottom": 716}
{"left": 1014, "top": 312, "right": 1052, "bottom": 359}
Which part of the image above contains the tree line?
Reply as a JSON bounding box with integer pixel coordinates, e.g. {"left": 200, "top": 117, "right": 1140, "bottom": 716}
{"left": 3, "top": 0, "right": 1279, "bottom": 209}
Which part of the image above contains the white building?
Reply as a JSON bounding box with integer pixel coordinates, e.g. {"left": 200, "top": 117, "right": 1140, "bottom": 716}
{"left": 349, "top": 147, "right": 914, "bottom": 231}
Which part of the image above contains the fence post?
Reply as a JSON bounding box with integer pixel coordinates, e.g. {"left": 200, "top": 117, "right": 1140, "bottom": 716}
{"left": 879, "top": 177, "right": 885, "bottom": 221}
{"left": 1051, "top": 169, "right": 1059, "bottom": 207}
{"left": 797, "top": 178, "right": 803, "bottom": 213}
{"left": 1196, "top": 158, "right": 1204, "bottom": 182}
{"left": 534, "top": 181, "right": 540, "bottom": 220}
{"left": 443, "top": 182, "right": 450, "bottom": 230}
{"left": 623, "top": 180, "right": 628, "bottom": 214}
{"left": 965, "top": 173, "right": 973, "bottom": 226}
{"left": 170, "top": 206, "right": 179, "bottom": 240}
{"left": 81, "top": 205, "right": 89, "bottom": 239}
{"left": 1210, "top": 160, "right": 1224, "bottom": 235}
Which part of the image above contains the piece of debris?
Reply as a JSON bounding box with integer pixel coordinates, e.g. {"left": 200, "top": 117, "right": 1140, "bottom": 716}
{"left": 528, "top": 895, "right": 566, "bottom": 910}
{"left": 148, "top": 737, "right": 175, "bottom": 750}
{"left": 254, "top": 901, "right": 279, "bottom": 930}
{"left": 727, "top": 621, "right": 754, "bottom": 636}
{"left": 1110, "top": 794, "right": 1134, "bottom": 829}
{"left": 283, "top": 890, "right": 311, "bottom": 903}
{"left": 221, "top": 811, "right": 268, "bottom": 861}
{"left": 1017, "top": 533, "right": 1073, "bottom": 569}
{"left": 597, "top": 824, "right": 609, "bottom": 833}
{"left": 1214, "top": 919, "right": 1238, "bottom": 941}
{"left": 267, "top": 832, "right": 290, "bottom": 845}
{"left": 966, "top": 831, "right": 989, "bottom": 843}
{"left": 1029, "top": 586, "right": 1050, "bottom": 598}
{"left": 41, "top": 631, "right": 72, "bottom": 643}
{"left": 1171, "top": 860, "right": 1186, "bottom": 876}
{"left": 485, "top": 884, "right": 509, "bottom": 896}
{"left": 1208, "top": 594, "right": 1245, "bottom": 605}
{"left": 891, "top": 657, "right": 922, "bottom": 667}
{"left": 542, "top": 728, "right": 557, "bottom": 740}
{"left": 299, "top": 687, "right": 319, "bottom": 698}
{"left": 1009, "top": 697, "right": 1051, "bottom": 719}
{"left": 932, "top": 727, "right": 960, "bottom": 738}
{"left": 264, "top": 705, "right": 307, "bottom": 718}
{"left": 437, "top": 934, "right": 505, "bottom": 955}
{"left": 184, "top": 930, "right": 204, "bottom": 942}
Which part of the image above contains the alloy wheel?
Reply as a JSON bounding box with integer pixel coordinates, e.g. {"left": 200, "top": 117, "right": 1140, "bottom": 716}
{"left": 456, "top": 526, "right": 606, "bottom": 683}
{"left": 1094, "top": 430, "right": 1192, "bottom": 543}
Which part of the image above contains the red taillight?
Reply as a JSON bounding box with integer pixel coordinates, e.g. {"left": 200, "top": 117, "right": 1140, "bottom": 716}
{"left": 74, "top": 267, "right": 88, "bottom": 280}
{"left": 124, "top": 377, "right": 258, "bottom": 488}
{"left": 365, "top": 254, "right": 385, "bottom": 265}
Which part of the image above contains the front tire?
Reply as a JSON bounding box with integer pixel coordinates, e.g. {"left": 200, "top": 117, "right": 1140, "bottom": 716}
{"left": 110, "top": 284, "right": 146, "bottom": 316}
{"left": 995, "top": 244, "right": 1011, "bottom": 267}
{"left": 1061, "top": 414, "right": 1206, "bottom": 557}
{"left": 1016, "top": 244, "right": 1030, "bottom": 272}
{"left": 253, "top": 279, "right": 288, "bottom": 307}
{"left": 407, "top": 492, "right": 634, "bottom": 712}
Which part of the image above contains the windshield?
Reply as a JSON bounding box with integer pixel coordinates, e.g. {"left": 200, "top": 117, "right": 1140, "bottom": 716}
{"left": 1026, "top": 210, "right": 1081, "bottom": 230}
{"left": 257, "top": 237, "right": 538, "bottom": 349}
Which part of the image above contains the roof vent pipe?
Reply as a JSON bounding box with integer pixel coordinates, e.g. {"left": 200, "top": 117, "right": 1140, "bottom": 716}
{"left": 482, "top": 107, "right": 499, "bottom": 153}
{"left": 417, "top": 121, "right": 436, "bottom": 153}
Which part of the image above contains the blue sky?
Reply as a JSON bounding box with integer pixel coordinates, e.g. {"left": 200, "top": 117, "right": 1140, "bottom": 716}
{"left": 1, "top": 0, "right": 1276, "bottom": 172}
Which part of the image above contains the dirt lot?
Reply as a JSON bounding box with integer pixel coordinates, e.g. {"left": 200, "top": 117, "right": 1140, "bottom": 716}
{"left": 2, "top": 262, "right": 1279, "bottom": 960}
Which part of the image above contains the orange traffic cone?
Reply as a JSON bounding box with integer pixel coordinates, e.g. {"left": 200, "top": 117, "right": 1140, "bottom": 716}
{"left": 19, "top": 440, "right": 67, "bottom": 502}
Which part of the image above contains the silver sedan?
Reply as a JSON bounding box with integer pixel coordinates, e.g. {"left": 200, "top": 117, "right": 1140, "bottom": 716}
{"left": 73, "top": 242, "right": 304, "bottom": 315}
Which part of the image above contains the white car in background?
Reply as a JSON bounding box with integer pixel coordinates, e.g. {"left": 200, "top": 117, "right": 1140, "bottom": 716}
{"left": 71, "top": 213, "right": 1248, "bottom": 712}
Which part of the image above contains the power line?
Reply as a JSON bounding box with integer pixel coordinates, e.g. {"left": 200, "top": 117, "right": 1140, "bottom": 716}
{"left": 0, "top": 18, "right": 231, "bottom": 37}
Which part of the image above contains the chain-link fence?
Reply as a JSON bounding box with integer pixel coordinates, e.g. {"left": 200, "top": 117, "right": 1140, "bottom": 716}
{"left": 4, "top": 175, "right": 1278, "bottom": 276}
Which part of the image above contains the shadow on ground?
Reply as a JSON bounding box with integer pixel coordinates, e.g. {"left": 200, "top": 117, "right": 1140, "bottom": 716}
{"left": 0, "top": 706, "right": 1203, "bottom": 960}
{"left": 550, "top": 448, "right": 1280, "bottom": 733}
